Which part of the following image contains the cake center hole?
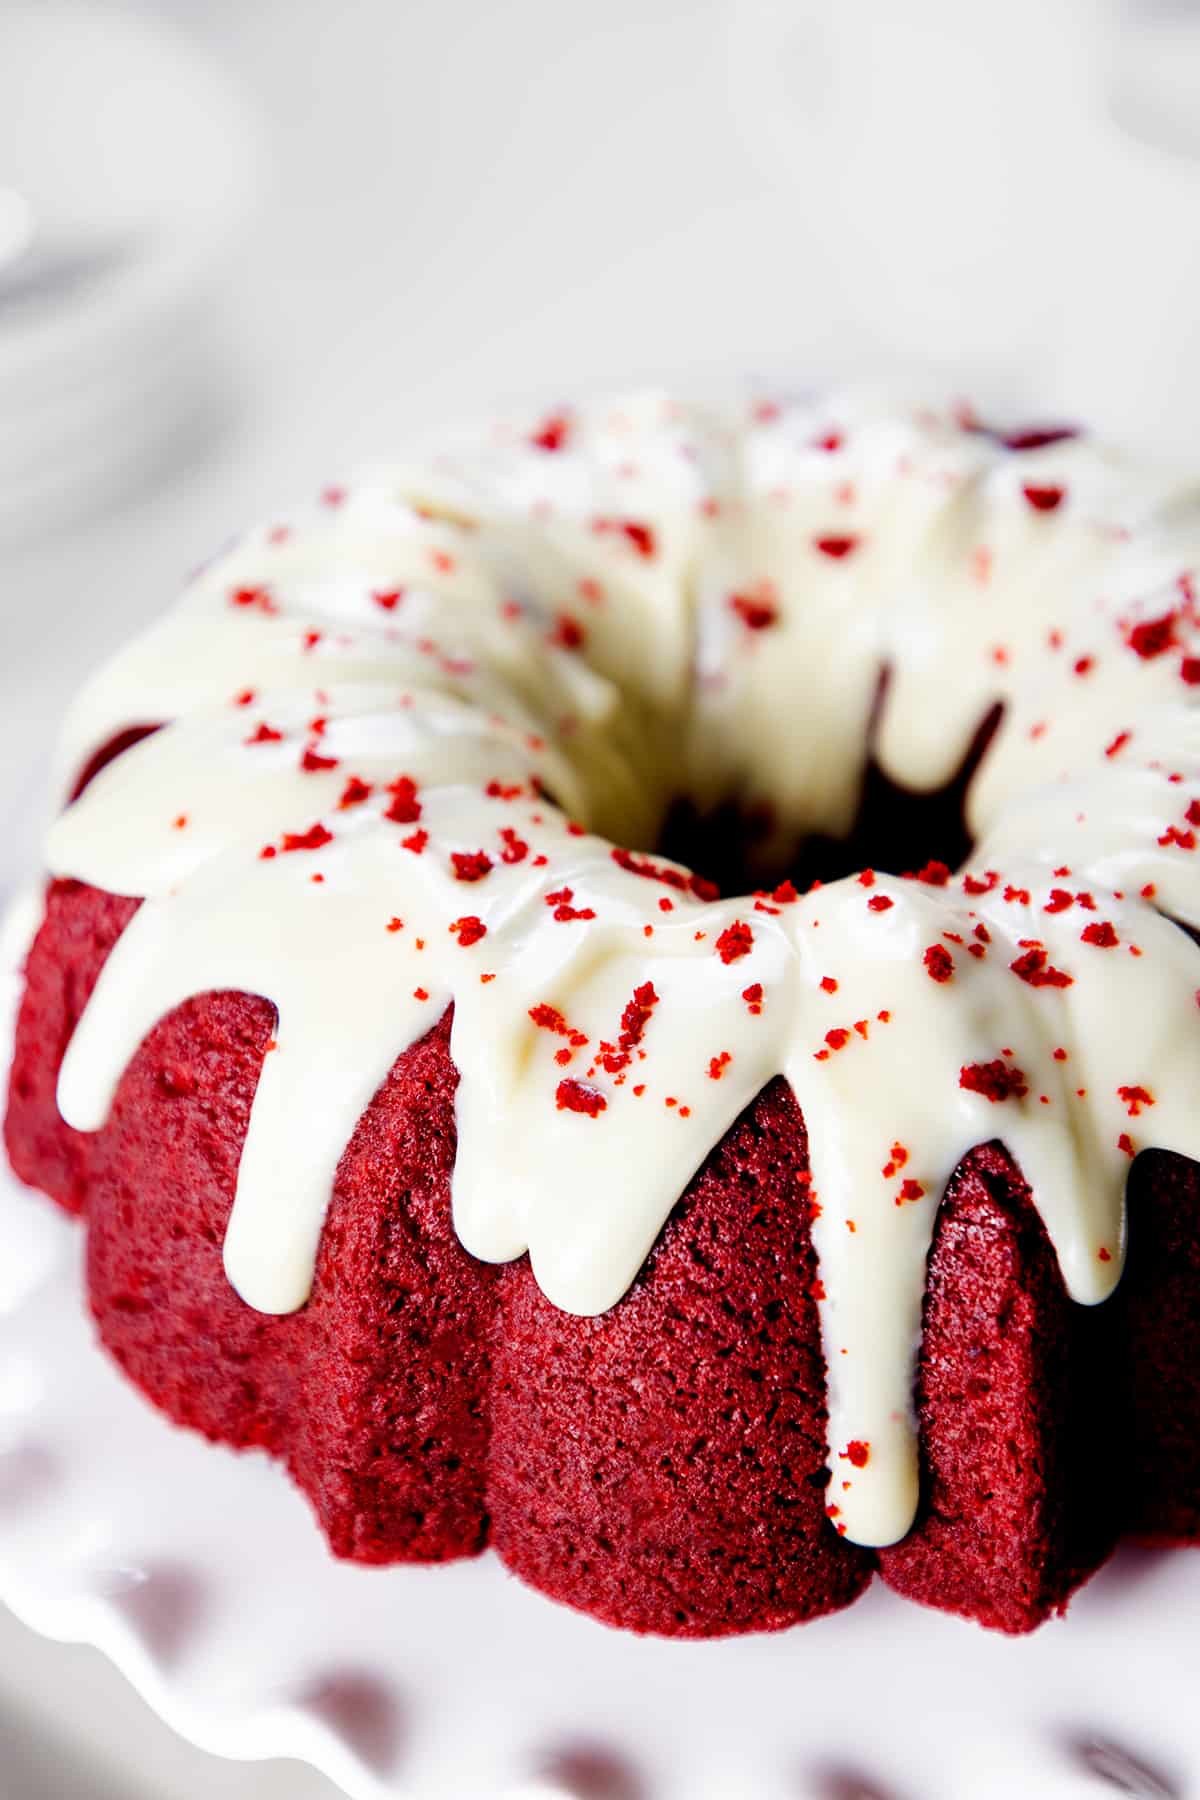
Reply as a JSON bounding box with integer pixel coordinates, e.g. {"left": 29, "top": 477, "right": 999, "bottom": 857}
{"left": 659, "top": 705, "right": 1001, "bottom": 897}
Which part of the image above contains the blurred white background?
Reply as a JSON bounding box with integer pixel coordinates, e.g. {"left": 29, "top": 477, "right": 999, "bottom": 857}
{"left": 1, "top": 0, "right": 1199, "bottom": 1793}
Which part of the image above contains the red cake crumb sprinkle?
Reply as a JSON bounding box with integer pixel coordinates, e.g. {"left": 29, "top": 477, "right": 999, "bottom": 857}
{"left": 598, "top": 982, "right": 660, "bottom": 1076}
{"left": 923, "top": 944, "right": 955, "bottom": 983}
{"left": 1010, "top": 945, "right": 1074, "bottom": 988}
{"left": 825, "top": 1028, "right": 851, "bottom": 1051}
{"left": 1073, "top": 656, "right": 1095, "bottom": 677}
{"left": 592, "top": 518, "right": 656, "bottom": 558}
{"left": 715, "top": 921, "right": 754, "bottom": 963}
{"left": 868, "top": 895, "right": 894, "bottom": 912}
{"left": 960, "top": 1059, "right": 1029, "bottom": 1102}
{"left": 530, "top": 413, "right": 570, "bottom": 452}
{"left": 1106, "top": 731, "right": 1132, "bottom": 758}
{"left": 708, "top": 1051, "right": 731, "bottom": 1080}
{"left": 963, "top": 869, "right": 999, "bottom": 895}
{"left": 384, "top": 776, "right": 423, "bottom": 825}
{"left": 450, "top": 916, "right": 487, "bottom": 947}
{"left": 555, "top": 1079, "right": 607, "bottom": 1116}
{"left": 402, "top": 828, "right": 428, "bottom": 855}
{"left": 451, "top": 850, "right": 493, "bottom": 883}
{"left": 742, "top": 982, "right": 764, "bottom": 1014}
{"left": 246, "top": 721, "right": 283, "bottom": 745}
{"left": 820, "top": 976, "right": 838, "bottom": 993}
{"left": 1118, "top": 1084, "right": 1155, "bottom": 1115}
{"left": 1044, "top": 889, "right": 1074, "bottom": 913}
{"left": 1159, "top": 824, "right": 1198, "bottom": 849}
{"left": 858, "top": 869, "right": 876, "bottom": 887}
{"left": 386, "top": 917, "right": 403, "bottom": 932}
{"left": 1081, "top": 921, "right": 1119, "bottom": 948}
{"left": 498, "top": 827, "right": 528, "bottom": 864}
{"left": 611, "top": 846, "right": 719, "bottom": 902}
{"left": 230, "top": 584, "right": 275, "bottom": 612}
{"left": 338, "top": 776, "right": 372, "bottom": 808}
{"left": 552, "top": 613, "right": 586, "bottom": 650}
{"left": 413, "top": 986, "right": 429, "bottom": 1001}
{"left": 280, "top": 823, "right": 333, "bottom": 854}
{"left": 814, "top": 534, "right": 859, "bottom": 559}
{"left": 1118, "top": 1132, "right": 1135, "bottom": 1157}
{"left": 371, "top": 587, "right": 402, "bottom": 611}
{"left": 898, "top": 1179, "right": 926, "bottom": 1203}
{"left": 1022, "top": 483, "right": 1065, "bottom": 512}
{"left": 917, "top": 860, "right": 952, "bottom": 886}
{"left": 730, "top": 589, "right": 779, "bottom": 630}
{"left": 1181, "top": 657, "right": 1200, "bottom": 685}
{"left": 841, "top": 1441, "right": 871, "bottom": 1468}
{"left": 486, "top": 780, "right": 524, "bottom": 801}
{"left": 1098, "top": 1246, "right": 1112, "bottom": 1262}
{"left": 882, "top": 1142, "right": 909, "bottom": 1177}
{"left": 1127, "top": 611, "right": 1178, "bottom": 659}
{"left": 301, "top": 745, "right": 338, "bottom": 772}
{"left": 545, "top": 886, "right": 596, "bottom": 922}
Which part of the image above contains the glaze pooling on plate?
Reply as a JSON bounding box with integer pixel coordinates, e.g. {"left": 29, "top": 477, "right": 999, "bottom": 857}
{"left": 41, "top": 390, "right": 1200, "bottom": 1548}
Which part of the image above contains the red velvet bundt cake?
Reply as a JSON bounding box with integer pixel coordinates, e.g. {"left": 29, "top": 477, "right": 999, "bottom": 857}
{"left": 6, "top": 390, "right": 1200, "bottom": 1637}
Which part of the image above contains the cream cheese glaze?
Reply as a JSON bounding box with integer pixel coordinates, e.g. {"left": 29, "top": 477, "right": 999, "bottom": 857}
{"left": 40, "top": 389, "right": 1200, "bottom": 1548}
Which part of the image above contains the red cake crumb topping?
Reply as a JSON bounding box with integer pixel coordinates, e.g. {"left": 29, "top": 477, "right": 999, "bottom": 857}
{"left": 611, "top": 846, "right": 719, "bottom": 901}
{"left": 1022, "top": 483, "right": 1065, "bottom": 512}
{"left": 923, "top": 944, "right": 955, "bottom": 983}
{"left": 450, "top": 916, "right": 487, "bottom": 947}
{"left": 530, "top": 413, "right": 570, "bottom": 452}
{"left": 338, "top": 776, "right": 372, "bottom": 808}
{"left": 1081, "top": 921, "right": 1119, "bottom": 948}
{"left": 730, "top": 588, "right": 779, "bottom": 630}
{"left": 715, "top": 921, "right": 754, "bottom": 963}
{"left": 960, "top": 1059, "right": 1029, "bottom": 1102}
{"left": 1010, "top": 946, "right": 1073, "bottom": 988}
{"left": 814, "top": 534, "right": 859, "bottom": 559}
{"left": 555, "top": 1078, "right": 607, "bottom": 1116}
{"left": 301, "top": 746, "right": 338, "bottom": 772}
{"left": 552, "top": 613, "right": 586, "bottom": 650}
{"left": 279, "top": 823, "right": 333, "bottom": 854}
{"left": 597, "top": 983, "right": 660, "bottom": 1076}
{"left": 545, "top": 886, "right": 596, "bottom": 922}
{"left": 384, "top": 777, "right": 423, "bottom": 824}
{"left": 451, "top": 850, "right": 493, "bottom": 883}
{"left": 593, "top": 518, "right": 656, "bottom": 558}
{"left": 246, "top": 721, "right": 283, "bottom": 745}
{"left": 1127, "top": 612, "right": 1178, "bottom": 659}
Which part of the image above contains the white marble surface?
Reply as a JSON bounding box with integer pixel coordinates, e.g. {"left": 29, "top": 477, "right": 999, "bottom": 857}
{"left": 2, "top": 0, "right": 1200, "bottom": 1794}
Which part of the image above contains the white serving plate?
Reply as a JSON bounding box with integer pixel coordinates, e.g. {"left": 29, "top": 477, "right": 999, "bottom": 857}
{"left": 0, "top": 890, "right": 1196, "bottom": 1800}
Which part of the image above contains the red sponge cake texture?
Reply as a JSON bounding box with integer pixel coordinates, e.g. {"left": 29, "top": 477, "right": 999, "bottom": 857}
{"left": 6, "top": 877, "right": 1198, "bottom": 1636}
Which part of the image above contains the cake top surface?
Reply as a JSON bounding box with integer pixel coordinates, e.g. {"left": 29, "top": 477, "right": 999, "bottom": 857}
{"left": 42, "top": 389, "right": 1200, "bottom": 1546}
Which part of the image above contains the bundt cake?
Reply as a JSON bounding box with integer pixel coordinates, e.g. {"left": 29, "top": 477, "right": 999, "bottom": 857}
{"left": 6, "top": 390, "right": 1200, "bottom": 1637}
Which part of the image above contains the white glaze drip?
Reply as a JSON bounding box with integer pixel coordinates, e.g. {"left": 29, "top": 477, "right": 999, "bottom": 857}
{"left": 40, "top": 391, "right": 1200, "bottom": 1547}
